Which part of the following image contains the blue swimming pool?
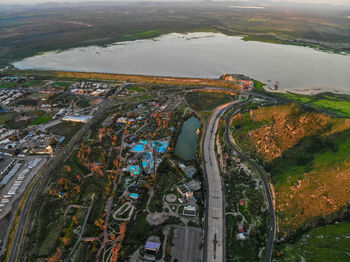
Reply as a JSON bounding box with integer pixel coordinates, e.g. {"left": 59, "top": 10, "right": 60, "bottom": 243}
{"left": 131, "top": 144, "right": 144, "bottom": 152}
{"left": 152, "top": 141, "right": 168, "bottom": 153}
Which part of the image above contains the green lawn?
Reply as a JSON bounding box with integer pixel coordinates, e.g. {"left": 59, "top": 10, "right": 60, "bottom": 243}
{"left": 48, "top": 122, "right": 83, "bottom": 143}
{"left": 312, "top": 99, "right": 350, "bottom": 117}
{"left": 275, "top": 92, "right": 350, "bottom": 117}
{"left": 21, "top": 80, "right": 42, "bottom": 87}
{"left": 0, "top": 82, "right": 16, "bottom": 88}
{"left": 29, "top": 115, "right": 52, "bottom": 125}
{"left": 0, "top": 111, "right": 18, "bottom": 124}
{"left": 283, "top": 221, "right": 350, "bottom": 262}
{"left": 186, "top": 92, "right": 236, "bottom": 112}
{"left": 76, "top": 99, "right": 91, "bottom": 108}
{"left": 253, "top": 80, "right": 265, "bottom": 91}
{"left": 16, "top": 98, "right": 38, "bottom": 107}
{"left": 53, "top": 81, "right": 72, "bottom": 87}
{"left": 127, "top": 85, "right": 147, "bottom": 93}
{"left": 125, "top": 93, "right": 156, "bottom": 102}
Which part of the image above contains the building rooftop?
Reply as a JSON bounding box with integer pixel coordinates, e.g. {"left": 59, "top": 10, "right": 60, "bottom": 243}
{"left": 145, "top": 241, "right": 161, "bottom": 252}
{"left": 62, "top": 115, "right": 92, "bottom": 123}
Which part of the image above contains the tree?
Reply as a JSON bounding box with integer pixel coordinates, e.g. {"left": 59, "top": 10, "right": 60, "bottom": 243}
{"left": 46, "top": 248, "right": 62, "bottom": 262}
{"left": 50, "top": 137, "right": 57, "bottom": 146}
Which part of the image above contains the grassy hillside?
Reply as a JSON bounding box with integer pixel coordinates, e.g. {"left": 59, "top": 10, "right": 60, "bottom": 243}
{"left": 280, "top": 221, "right": 350, "bottom": 262}
{"left": 274, "top": 92, "right": 350, "bottom": 118}
{"left": 231, "top": 103, "right": 350, "bottom": 233}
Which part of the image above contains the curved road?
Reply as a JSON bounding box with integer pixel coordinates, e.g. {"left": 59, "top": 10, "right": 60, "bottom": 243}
{"left": 224, "top": 104, "right": 276, "bottom": 262}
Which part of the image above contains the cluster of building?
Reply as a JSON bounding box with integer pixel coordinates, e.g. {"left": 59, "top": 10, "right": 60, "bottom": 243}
{"left": 53, "top": 107, "right": 93, "bottom": 123}
{"left": 116, "top": 116, "right": 145, "bottom": 125}
{"left": 0, "top": 89, "right": 25, "bottom": 106}
{"left": 0, "top": 128, "right": 63, "bottom": 155}
{"left": 62, "top": 114, "right": 92, "bottom": 123}
{"left": 71, "top": 81, "right": 112, "bottom": 96}
{"left": 220, "top": 74, "right": 254, "bottom": 90}
{"left": 176, "top": 179, "right": 201, "bottom": 216}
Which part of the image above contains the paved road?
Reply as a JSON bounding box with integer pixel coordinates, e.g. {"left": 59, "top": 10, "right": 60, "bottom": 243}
{"left": 67, "top": 195, "right": 95, "bottom": 261}
{"left": 6, "top": 85, "right": 126, "bottom": 262}
{"left": 202, "top": 102, "right": 236, "bottom": 262}
{"left": 224, "top": 104, "right": 276, "bottom": 262}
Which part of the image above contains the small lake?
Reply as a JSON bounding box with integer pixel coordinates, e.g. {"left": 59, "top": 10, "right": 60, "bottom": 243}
{"left": 13, "top": 32, "right": 350, "bottom": 94}
{"left": 175, "top": 116, "right": 201, "bottom": 160}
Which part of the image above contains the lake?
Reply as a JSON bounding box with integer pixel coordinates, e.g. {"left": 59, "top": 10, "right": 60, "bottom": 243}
{"left": 13, "top": 32, "right": 350, "bottom": 94}
{"left": 175, "top": 116, "right": 201, "bottom": 160}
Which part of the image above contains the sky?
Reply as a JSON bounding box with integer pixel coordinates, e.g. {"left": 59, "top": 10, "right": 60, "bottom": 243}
{"left": 0, "top": 0, "right": 349, "bottom": 6}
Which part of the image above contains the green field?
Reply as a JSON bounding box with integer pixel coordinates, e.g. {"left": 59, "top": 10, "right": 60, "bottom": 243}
{"left": 76, "top": 99, "right": 91, "bottom": 108}
{"left": 15, "top": 98, "right": 38, "bottom": 107}
{"left": 275, "top": 92, "right": 350, "bottom": 117}
{"left": 125, "top": 93, "right": 156, "bottom": 102}
{"left": 253, "top": 80, "right": 265, "bottom": 91}
{"left": 29, "top": 115, "right": 52, "bottom": 125}
{"left": 53, "top": 81, "right": 72, "bottom": 87}
{"left": 127, "top": 85, "right": 148, "bottom": 93}
{"left": 48, "top": 122, "right": 83, "bottom": 143}
{"left": 21, "top": 80, "right": 42, "bottom": 87}
{"left": 186, "top": 92, "right": 236, "bottom": 112}
{"left": 0, "top": 111, "right": 19, "bottom": 125}
{"left": 0, "top": 82, "right": 16, "bottom": 89}
{"left": 282, "top": 221, "right": 350, "bottom": 262}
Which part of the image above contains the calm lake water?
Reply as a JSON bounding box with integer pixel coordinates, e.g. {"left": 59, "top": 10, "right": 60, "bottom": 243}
{"left": 175, "top": 116, "right": 201, "bottom": 160}
{"left": 13, "top": 32, "right": 350, "bottom": 94}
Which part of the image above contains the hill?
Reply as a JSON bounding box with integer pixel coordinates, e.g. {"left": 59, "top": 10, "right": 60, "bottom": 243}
{"left": 231, "top": 103, "right": 350, "bottom": 234}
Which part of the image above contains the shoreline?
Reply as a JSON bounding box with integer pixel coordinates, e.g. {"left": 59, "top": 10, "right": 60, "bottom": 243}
{"left": 6, "top": 30, "right": 350, "bottom": 69}
{"left": 262, "top": 86, "right": 346, "bottom": 96}
{"left": 5, "top": 67, "right": 350, "bottom": 96}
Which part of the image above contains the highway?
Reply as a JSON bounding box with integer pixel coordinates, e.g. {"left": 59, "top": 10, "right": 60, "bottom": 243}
{"left": 6, "top": 85, "right": 126, "bottom": 262}
{"left": 202, "top": 102, "right": 237, "bottom": 262}
{"left": 224, "top": 104, "right": 276, "bottom": 262}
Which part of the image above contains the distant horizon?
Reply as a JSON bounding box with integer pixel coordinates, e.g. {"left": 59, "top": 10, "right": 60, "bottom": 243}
{"left": 0, "top": 0, "right": 350, "bottom": 7}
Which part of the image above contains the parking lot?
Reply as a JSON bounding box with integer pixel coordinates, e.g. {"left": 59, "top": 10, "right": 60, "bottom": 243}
{"left": 171, "top": 226, "right": 202, "bottom": 262}
{"left": 0, "top": 155, "right": 47, "bottom": 218}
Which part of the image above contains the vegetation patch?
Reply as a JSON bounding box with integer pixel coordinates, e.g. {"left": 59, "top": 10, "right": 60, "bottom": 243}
{"left": 186, "top": 92, "right": 236, "bottom": 112}
{"left": 231, "top": 102, "right": 350, "bottom": 233}
{"left": 53, "top": 81, "right": 72, "bottom": 87}
{"left": 275, "top": 92, "right": 350, "bottom": 117}
{"left": 148, "top": 160, "right": 183, "bottom": 213}
{"left": 47, "top": 122, "right": 83, "bottom": 143}
{"left": 0, "top": 82, "right": 16, "bottom": 88}
{"left": 29, "top": 115, "right": 51, "bottom": 125}
{"left": 76, "top": 98, "right": 91, "bottom": 108}
{"left": 0, "top": 111, "right": 19, "bottom": 125}
{"left": 281, "top": 221, "right": 350, "bottom": 262}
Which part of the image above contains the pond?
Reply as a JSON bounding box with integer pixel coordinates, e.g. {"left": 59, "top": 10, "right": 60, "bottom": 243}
{"left": 13, "top": 32, "right": 350, "bottom": 94}
{"left": 175, "top": 116, "right": 201, "bottom": 160}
